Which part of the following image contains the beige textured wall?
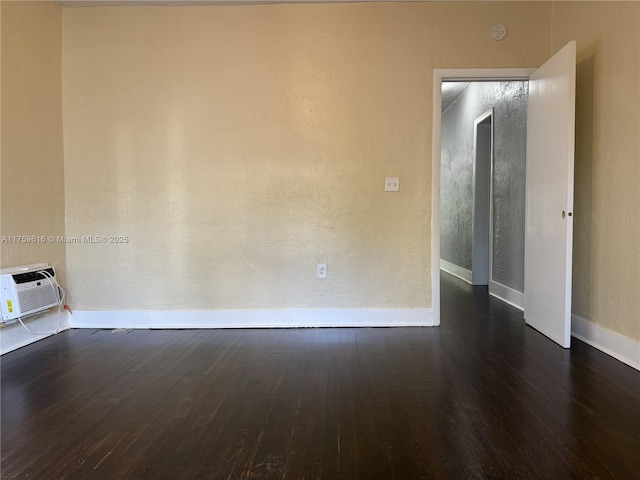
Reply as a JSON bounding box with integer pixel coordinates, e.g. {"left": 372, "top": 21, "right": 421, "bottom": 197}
{"left": 552, "top": 1, "right": 640, "bottom": 342}
{"left": 1, "top": 1, "right": 65, "bottom": 281}
{"left": 62, "top": 2, "right": 551, "bottom": 310}
{"left": 3, "top": 1, "right": 636, "bottom": 343}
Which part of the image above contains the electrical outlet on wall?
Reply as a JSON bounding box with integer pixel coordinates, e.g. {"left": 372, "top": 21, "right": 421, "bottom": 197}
{"left": 385, "top": 177, "right": 399, "bottom": 192}
{"left": 316, "top": 263, "right": 327, "bottom": 279}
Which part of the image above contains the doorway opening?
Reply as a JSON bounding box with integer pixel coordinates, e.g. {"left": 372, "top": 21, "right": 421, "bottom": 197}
{"left": 431, "top": 68, "right": 535, "bottom": 325}
{"left": 431, "top": 43, "right": 577, "bottom": 349}
{"left": 472, "top": 110, "right": 493, "bottom": 286}
{"left": 436, "top": 78, "right": 530, "bottom": 319}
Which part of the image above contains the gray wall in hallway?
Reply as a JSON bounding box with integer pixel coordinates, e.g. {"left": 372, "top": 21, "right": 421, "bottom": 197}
{"left": 440, "top": 81, "right": 528, "bottom": 292}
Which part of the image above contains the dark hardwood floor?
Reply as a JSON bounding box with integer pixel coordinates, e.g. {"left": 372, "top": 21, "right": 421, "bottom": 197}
{"left": 2, "top": 272, "right": 639, "bottom": 479}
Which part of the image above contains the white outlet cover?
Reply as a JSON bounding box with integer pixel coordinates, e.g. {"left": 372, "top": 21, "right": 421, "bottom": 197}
{"left": 385, "top": 177, "right": 400, "bottom": 192}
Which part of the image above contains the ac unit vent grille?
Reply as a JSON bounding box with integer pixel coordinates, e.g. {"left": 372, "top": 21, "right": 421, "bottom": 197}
{"left": 13, "top": 268, "right": 55, "bottom": 284}
{"left": 17, "top": 286, "right": 58, "bottom": 315}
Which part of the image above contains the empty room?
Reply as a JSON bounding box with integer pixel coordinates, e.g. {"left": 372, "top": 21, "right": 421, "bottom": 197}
{"left": 1, "top": 1, "right": 639, "bottom": 478}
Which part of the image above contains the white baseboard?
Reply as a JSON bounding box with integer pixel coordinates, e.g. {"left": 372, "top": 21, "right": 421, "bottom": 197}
{"left": 571, "top": 314, "right": 640, "bottom": 371}
{"left": 489, "top": 280, "right": 524, "bottom": 311}
{"left": 1, "top": 310, "right": 69, "bottom": 355}
{"left": 440, "top": 260, "right": 472, "bottom": 284}
{"left": 68, "top": 308, "right": 435, "bottom": 329}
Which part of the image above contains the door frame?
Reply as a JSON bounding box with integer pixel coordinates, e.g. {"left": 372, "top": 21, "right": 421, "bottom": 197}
{"left": 431, "top": 68, "right": 535, "bottom": 326}
{"left": 471, "top": 108, "right": 494, "bottom": 286}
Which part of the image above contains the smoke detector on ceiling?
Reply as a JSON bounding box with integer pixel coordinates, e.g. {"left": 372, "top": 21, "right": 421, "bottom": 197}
{"left": 491, "top": 24, "right": 507, "bottom": 41}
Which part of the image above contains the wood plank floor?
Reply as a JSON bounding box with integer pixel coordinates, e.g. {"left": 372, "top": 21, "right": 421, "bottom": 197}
{"left": 1, "top": 272, "right": 639, "bottom": 479}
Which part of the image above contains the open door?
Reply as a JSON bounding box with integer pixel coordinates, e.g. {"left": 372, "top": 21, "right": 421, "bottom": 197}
{"left": 524, "top": 41, "right": 576, "bottom": 348}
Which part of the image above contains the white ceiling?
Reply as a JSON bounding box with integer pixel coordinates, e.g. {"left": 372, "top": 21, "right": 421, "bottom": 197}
{"left": 441, "top": 82, "right": 470, "bottom": 113}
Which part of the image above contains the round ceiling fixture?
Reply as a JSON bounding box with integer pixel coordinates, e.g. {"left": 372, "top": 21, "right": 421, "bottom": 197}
{"left": 491, "top": 24, "right": 507, "bottom": 41}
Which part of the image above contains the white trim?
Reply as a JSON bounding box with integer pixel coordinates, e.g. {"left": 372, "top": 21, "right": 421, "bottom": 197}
{"left": 432, "top": 67, "right": 536, "bottom": 328}
{"left": 472, "top": 109, "right": 494, "bottom": 286}
{"left": 68, "top": 308, "right": 435, "bottom": 329}
{"left": 489, "top": 280, "right": 524, "bottom": 311}
{"left": 571, "top": 315, "right": 640, "bottom": 371}
{"left": 439, "top": 69, "right": 536, "bottom": 82}
{"left": 439, "top": 260, "right": 472, "bottom": 284}
{"left": 431, "top": 74, "right": 443, "bottom": 326}
{"left": 0, "top": 310, "right": 69, "bottom": 355}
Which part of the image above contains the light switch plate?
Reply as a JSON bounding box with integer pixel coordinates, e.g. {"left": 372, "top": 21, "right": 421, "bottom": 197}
{"left": 385, "top": 177, "right": 399, "bottom": 192}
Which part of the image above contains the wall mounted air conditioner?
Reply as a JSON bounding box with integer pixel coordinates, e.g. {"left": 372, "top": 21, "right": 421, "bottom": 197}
{"left": 1, "top": 263, "right": 60, "bottom": 322}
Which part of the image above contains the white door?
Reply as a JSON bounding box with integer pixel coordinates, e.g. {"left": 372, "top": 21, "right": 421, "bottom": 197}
{"left": 524, "top": 41, "right": 576, "bottom": 348}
